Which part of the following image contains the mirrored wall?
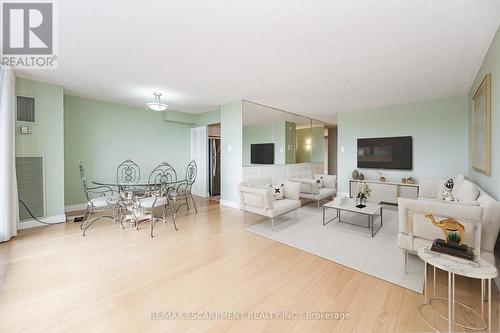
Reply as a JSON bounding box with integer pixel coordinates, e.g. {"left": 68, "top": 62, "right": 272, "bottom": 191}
{"left": 242, "top": 100, "right": 325, "bottom": 166}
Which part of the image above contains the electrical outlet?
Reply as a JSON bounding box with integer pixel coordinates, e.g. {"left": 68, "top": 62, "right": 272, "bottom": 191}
{"left": 73, "top": 216, "right": 84, "bottom": 223}
{"left": 20, "top": 125, "right": 32, "bottom": 135}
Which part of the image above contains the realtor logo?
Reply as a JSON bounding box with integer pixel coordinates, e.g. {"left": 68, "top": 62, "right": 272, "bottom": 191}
{"left": 1, "top": 0, "right": 57, "bottom": 68}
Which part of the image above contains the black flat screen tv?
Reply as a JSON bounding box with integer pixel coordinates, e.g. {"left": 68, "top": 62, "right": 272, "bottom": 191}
{"left": 357, "top": 136, "right": 412, "bottom": 170}
{"left": 251, "top": 143, "right": 274, "bottom": 164}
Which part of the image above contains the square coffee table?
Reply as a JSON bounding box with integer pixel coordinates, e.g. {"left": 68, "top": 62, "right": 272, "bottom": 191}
{"left": 322, "top": 198, "right": 383, "bottom": 237}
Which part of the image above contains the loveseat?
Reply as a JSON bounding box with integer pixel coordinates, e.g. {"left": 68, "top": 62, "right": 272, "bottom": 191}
{"left": 288, "top": 172, "right": 337, "bottom": 207}
{"left": 398, "top": 174, "right": 500, "bottom": 271}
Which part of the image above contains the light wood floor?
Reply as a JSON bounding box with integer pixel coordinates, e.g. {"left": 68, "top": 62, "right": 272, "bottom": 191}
{"left": 0, "top": 197, "right": 498, "bottom": 332}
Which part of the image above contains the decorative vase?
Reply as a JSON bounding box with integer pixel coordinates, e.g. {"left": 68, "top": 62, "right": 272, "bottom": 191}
{"left": 352, "top": 170, "right": 359, "bottom": 180}
{"left": 359, "top": 173, "right": 364, "bottom": 180}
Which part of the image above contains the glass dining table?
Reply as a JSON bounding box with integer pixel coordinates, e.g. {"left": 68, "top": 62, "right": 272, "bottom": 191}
{"left": 92, "top": 178, "right": 188, "bottom": 227}
{"left": 92, "top": 178, "right": 187, "bottom": 190}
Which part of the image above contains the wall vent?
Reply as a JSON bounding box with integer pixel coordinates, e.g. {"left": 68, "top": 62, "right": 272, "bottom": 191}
{"left": 17, "top": 96, "right": 35, "bottom": 123}
{"left": 16, "top": 157, "right": 44, "bottom": 220}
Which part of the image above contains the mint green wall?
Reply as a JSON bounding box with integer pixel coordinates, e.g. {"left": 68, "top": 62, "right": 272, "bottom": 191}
{"left": 311, "top": 126, "right": 325, "bottom": 163}
{"left": 338, "top": 96, "right": 469, "bottom": 193}
{"left": 194, "top": 109, "right": 220, "bottom": 126}
{"left": 220, "top": 101, "right": 242, "bottom": 204}
{"left": 15, "top": 78, "right": 65, "bottom": 218}
{"left": 64, "top": 95, "right": 191, "bottom": 205}
{"left": 242, "top": 121, "right": 285, "bottom": 165}
{"left": 468, "top": 26, "right": 500, "bottom": 200}
{"left": 162, "top": 108, "right": 221, "bottom": 126}
{"left": 295, "top": 127, "right": 312, "bottom": 163}
{"left": 285, "top": 121, "right": 296, "bottom": 164}
{"left": 163, "top": 110, "right": 196, "bottom": 124}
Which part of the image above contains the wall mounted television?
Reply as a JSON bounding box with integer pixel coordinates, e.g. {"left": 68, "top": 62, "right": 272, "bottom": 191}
{"left": 357, "top": 136, "right": 412, "bottom": 170}
{"left": 251, "top": 143, "right": 274, "bottom": 164}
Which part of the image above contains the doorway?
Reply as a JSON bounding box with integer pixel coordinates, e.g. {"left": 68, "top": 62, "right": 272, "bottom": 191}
{"left": 208, "top": 124, "right": 221, "bottom": 201}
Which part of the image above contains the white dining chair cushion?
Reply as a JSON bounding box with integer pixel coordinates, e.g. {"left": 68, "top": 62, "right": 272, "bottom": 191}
{"left": 138, "top": 196, "right": 168, "bottom": 209}
{"left": 89, "top": 195, "right": 120, "bottom": 208}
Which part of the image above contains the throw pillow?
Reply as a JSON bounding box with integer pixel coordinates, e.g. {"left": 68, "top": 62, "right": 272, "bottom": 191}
{"left": 440, "top": 178, "right": 455, "bottom": 201}
{"left": 457, "top": 180, "right": 480, "bottom": 202}
{"left": 314, "top": 176, "right": 324, "bottom": 189}
{"left": 270, "top": 184, "right": 285, "bottom": 200}
{"left": 452, "top": 174, "right": 466, "bottom": 199}
{"left": 419, "top": 177, "right": 441, "bottom": 199}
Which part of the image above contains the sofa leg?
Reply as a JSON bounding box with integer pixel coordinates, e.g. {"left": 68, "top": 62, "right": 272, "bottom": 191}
{"left": 317, "top": 200, "right": 320, "bottom": 208}
{"left": 271, "top": 218, "right": 274, "bottom": 230}
{"left": 243, "top": 211, "right": 247, "bottom": 224}
{"left": 404, "top": 250, "right": 408, "bottom": 274}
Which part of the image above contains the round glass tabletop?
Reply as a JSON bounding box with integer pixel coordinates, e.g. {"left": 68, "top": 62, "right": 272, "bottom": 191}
{"left": 92, "top": 178, "right": 187, "bottom": 187}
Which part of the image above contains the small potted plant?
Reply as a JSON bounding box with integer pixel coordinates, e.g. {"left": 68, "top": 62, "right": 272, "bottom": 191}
{"left": 356, "top": 182, "right": 371, "bottom": 208}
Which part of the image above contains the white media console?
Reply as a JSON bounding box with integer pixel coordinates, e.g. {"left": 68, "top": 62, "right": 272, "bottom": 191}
{"left": 349, "top": 179, "right": 419, "bottom": 204}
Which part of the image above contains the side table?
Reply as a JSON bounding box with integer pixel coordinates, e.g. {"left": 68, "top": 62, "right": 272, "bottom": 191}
{"left": 417, "top": 246, "right": 497, "bottom": 332}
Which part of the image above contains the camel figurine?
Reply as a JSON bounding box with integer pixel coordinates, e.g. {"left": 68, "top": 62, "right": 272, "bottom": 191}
{"left": 425, "top": 214, "right": 465, "bottom": 245}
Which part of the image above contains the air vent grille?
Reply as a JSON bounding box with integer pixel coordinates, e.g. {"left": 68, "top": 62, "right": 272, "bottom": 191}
{"left": 16, "top": 156, "right": 44, "bottom": 220}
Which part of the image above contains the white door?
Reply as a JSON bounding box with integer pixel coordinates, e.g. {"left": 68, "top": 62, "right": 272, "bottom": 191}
{"left": 190, "top": 126, "right": 208, "bottom": 197}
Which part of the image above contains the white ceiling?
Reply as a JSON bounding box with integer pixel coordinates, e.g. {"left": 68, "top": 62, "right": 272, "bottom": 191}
{"left": 16, "top": 0, "right": 500, "bottom": 123}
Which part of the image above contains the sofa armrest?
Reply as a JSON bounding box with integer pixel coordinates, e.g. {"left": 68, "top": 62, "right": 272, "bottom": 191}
{"left": 398, "top": 197, "right": 483, "bottom": 254}
{"left": 283, "top": 181, "right": 301, "bottom": 200}
{"left": 398, "top": 198, "right": 483, "bottom": 223}
{"left": 289, "top": 177, "right": 319, "bottom": 194}
{"left": 239, "top": 185, "right": 273, "bottom": 210}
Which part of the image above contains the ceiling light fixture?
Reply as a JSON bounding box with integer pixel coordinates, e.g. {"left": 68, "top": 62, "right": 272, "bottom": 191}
{"left": 146, "top": 93, "right": 168, "bottom": 112}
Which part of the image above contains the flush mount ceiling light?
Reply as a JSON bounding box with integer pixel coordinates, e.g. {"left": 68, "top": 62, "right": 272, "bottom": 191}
{"left": 146, "top": 93, "right": 168, "bottom": 111}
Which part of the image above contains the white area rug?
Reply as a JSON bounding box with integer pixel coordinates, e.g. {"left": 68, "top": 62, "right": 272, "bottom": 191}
{"left": 245, "top": 204, "right": 424, "bottom": 293}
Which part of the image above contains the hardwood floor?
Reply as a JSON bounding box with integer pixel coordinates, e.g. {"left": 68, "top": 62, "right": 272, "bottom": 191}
{"left": 0, "top": 197, "right": 497, "bottom": 332}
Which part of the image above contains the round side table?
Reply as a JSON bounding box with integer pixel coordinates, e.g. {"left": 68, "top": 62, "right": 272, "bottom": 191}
{"left": 417, "top": 246, "right": 497, "bottom": 332}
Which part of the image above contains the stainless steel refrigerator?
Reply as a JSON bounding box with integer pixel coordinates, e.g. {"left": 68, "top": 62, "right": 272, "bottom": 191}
{"left": 209, "top": 138, "right": 221, "bottom": 196}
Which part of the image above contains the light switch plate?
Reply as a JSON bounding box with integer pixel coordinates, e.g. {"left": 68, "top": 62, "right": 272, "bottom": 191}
{"left": 20, "top": 125, "right": 32, "bottom": 135}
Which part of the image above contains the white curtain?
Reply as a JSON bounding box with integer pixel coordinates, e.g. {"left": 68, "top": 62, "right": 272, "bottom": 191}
{"left": 0, "top": 66, "right": 19, "bottom": 242}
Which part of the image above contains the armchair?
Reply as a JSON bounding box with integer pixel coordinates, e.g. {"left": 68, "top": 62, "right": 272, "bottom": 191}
{"left": 289, "top": 172, "right": 337, "bottom": 207}
{"left": 239, "top": 177, "right": 301, "bottom": 229}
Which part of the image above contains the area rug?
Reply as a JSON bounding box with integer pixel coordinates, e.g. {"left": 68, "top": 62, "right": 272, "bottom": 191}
{"left": 245, "top": 205, "right": 424, "bottom": 293}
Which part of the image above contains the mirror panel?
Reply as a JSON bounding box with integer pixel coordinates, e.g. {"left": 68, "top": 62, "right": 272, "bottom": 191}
{"left": 242, "top": 101, "right": 324, "bottom": 166}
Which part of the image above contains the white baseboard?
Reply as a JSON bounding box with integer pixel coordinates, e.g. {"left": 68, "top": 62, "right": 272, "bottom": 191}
{"left": 192, "top": 191, "right": 209, "bottom": 198}
{"left": 219, "top": 199, "right": 240, "bottom": 209}
{"left": 65, "top": 203, "right": 87, "bottom": 212}
{"left": 19, "top": 214, "right": 67, "bottom": 230}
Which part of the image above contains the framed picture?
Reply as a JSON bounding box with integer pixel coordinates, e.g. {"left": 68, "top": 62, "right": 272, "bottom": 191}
{"left": 471, "top": 73, "right": 491, "bottom": 175}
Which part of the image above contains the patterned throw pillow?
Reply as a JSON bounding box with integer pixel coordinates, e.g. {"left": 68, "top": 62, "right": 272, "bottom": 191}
{"left": 270, "top": 184, "right": 285, "bottom": 200}
{"left": 314, "top": 176, "right": 324, "bottom": 188}
{"left": 440, "top": 178, "right": 455, "bottom": 201}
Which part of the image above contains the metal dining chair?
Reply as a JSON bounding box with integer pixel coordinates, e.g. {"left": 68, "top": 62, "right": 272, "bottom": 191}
{"left": 173, "top": 160, "right": 198, "bottom": 214}
{"left": 136, "top": 162, "right": 178, "bottom": 237}
{"left": 116, "top": 159, "right": 141, "bottom": 185}
{"left": 79, "top": 161, "right": 122, "bottom": 236}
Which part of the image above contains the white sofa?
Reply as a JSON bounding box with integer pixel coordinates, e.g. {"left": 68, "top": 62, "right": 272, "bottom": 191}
{"left": 398, "top": 174, "right": 500, "bottom": 271}
{"left": 238, "top": 177, "right": 301, "bottom": 229}
{"left": 289, "top": 172, "right": 337, "bottom": 207}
